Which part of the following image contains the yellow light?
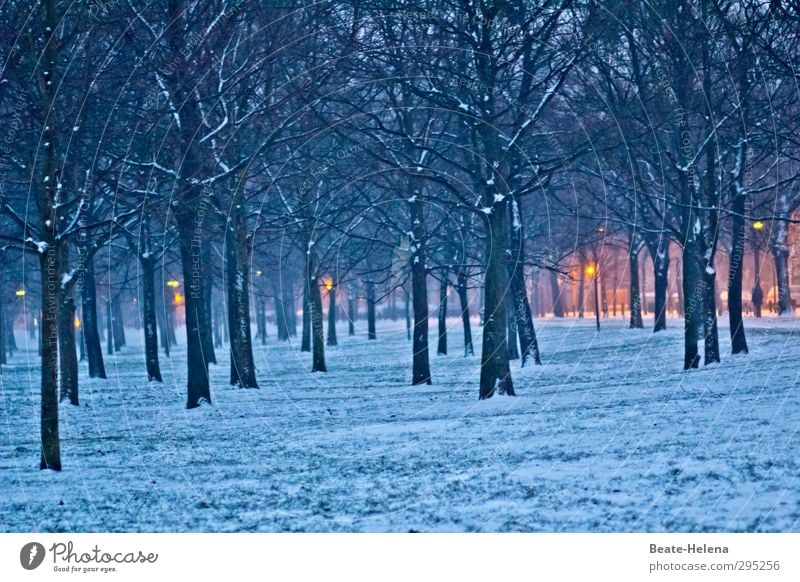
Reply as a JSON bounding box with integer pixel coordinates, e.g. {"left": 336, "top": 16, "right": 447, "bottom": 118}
{"left": 753, "top": 221, "right": 764, "bottom": 230}
{"left": 324, "top": 278, "right": 333, "bottom": 291}
{"left": 167, "top": 280, "right": 180, "bottom": 288}
{"left": 15, "top": 289, "right": 25, "bottom": 297}
{"left": 585, "top": 264, "right": 596, "bottom": 277}
{"left": 173, "top": 292, "right": 184, "bottom": 305}
{"left": 74, "top": 317, "right": 81, "bottom": 328}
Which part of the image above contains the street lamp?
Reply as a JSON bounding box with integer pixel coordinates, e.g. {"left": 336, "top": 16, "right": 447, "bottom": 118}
{"left": 15, "top": 289, "right": 25, "bottom": 297}
{"left": 585, "top": 263, "right": 600, "bottom": 331}
{"left": 166, "top": 279, "right": 180, "bottom": 288}
{"left": 752, "top": 221, "right": 765, "bottom": 317}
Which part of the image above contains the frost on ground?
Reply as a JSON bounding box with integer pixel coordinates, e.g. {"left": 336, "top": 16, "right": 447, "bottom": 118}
{"left": 1, "top": 317, "right": 798, "bottom": 532}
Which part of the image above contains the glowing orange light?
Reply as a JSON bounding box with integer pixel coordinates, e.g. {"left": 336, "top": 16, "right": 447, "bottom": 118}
{"left": 585, "top": 264, "right": 597, "bottom": 277}
{"left": 15, "top": 289, "right": 25, "bottom": 297}
{"left": 167, "top": 280, "right": 180, "bottom": 288}
{"left": 324, "top": 279, "right": 334, "bottom": 291}
{"left": 74, "top": 317, "right": 81, "bottom": 329}
{"left": 753, "top": 221, "right": 764, "bottom": 230}
{"left": 173, "top": 292, "right": 184, "bottom": 305}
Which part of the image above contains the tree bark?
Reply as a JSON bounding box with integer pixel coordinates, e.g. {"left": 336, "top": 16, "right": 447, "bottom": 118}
{"left": 479, "top": 208, "right": 514, "bottom": 399}
{"left": 682, "top": 240, "right": 703, "bottom": 369}
{"left": 38, "top": 0, "right": 61, "bottom": 467}
{"left": 40, "top": 246, "right": 61, "bottom": 470}
{"left": 256, "top": 298, "right": 267, "bottom": 346}
{"left": 225, "top": 203, "right": 258, "bottom": 388}
{"left": 409, "top": 195, "right": 431, "bottom": 384}
{"left": 629, "top": 241, "right": 644, "bottom": 329}
{"left": 507, "top": 199, "right": 540, "bottom": 365}
{"left": 327, "top": 283, "right": 338, "bottom": 346}
{"left": 273, "top": 279, "right": 290, "bottom": 341}
{"left": 301, "top": 281, "right": 311, "bottom": 352}
{"left": 81, "top": 259, "right": 106, "bottom": 378}
{"left": 437, "top": 269, "right": 447, "bottom": 356}
{"left": 0, "top": 261, "right": 5, "bottom": 367}
{"left": 549, "top": 270, "right": 564, "bottom": 318}
{"left": 157, "top": 287, "right": 170, "bottom": 357}
{"left": 506, "top": 302, "right": 519, "bottom": 360}
{"left": 58, "top": 247, "right": 79, "bottom": 406}
{"left": 348, "top": 284, "right": 356, "bottom": 337}
{"left": 366, "top": 280, "right": 377, "bottom": 340}
{"left": 404, "top": 287, "right": 411, "bottom": 341}
{"left": 456, "top": 268, "right": 474, "bottom": 356}
{"left": 771, "top": 195, "right": 794, "bottom": 315}
{"left": 141, "top": 256, "right": 162, "bottom": 382}
{"left": 728, "top": 191, "right": 749, "bottom": 354}
{"left": 175, "top": 196, "right": 213, "bottom": 408}
{"left": 112, "top": 298, "right": 126, "bottom": 351}
{"left": 202, "top": 256, "right": 216, "bottom": 365}
{"left": 645, "top": 235, "right": 669, "bottom": 332}
{"left": 307, "top": 250, "right": 326, "bottom": 372}
{"left": 106, "top": 298, "right": 114, "bottom": 356}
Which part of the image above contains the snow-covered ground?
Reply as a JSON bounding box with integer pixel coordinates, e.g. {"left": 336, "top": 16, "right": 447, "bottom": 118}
{"left": 1, "top": 315, "right": 799, "bottom": 532}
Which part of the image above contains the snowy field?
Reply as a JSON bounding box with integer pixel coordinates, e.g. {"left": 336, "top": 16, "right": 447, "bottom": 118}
{"left": 1, "top": 316, "right": 799, "bottom": 532}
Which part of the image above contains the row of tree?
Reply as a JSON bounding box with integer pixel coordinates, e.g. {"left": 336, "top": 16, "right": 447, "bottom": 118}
{"left": 1, "top": 0, "right": 799, "bottom": 470}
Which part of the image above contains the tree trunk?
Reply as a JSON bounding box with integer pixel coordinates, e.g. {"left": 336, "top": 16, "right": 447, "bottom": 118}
{"left": 703, "top": 263, "right": 721, "bottom": 365}
{"left": 682, "top": 240, "right": 703, "bottom": 369}
{"left": 771, "top": 198, "right": 793, "bottom": 315}
{"left": 645, "top": 235, "right": 669, "bottom": 332}
{"left": 106, "top": 299, "right": 114, "bottom": 356}
{"left": 728, "top": 192, "right": 749, "bottom": 354}
{"left": 307, "top": 250, "right": 326, "bottom": 372}
{"left": 506, "top": 302, "right": 519, "bottom": 360}
{"left": 577, "top": 261, "right": 586, "bottom": 319}
{"left": 629, "top": 242, "right": 643, "bottom": 329}
{"left": 456, "top": 268, "right": 474, "bottom": 356}
{"left": 0, "top": 261, "right": 5, "bottom": 367}
{"left": 479, "top": 208, "right": 514, "bottom": 399}
{"left": 141, "top": 257, "right": 162, "bottom": 382}
{"left": 549, "top": 270, "right": 564, "bottom": 318}
{"left": 273, "top": 279, "right": 290, "bottom": 341}
{"left": 507, "top": 199, "right": 540, "bottom": 365}
{"left": 58, "top": 245, "right": 79, "bottom": 406}
{"left": 301, "top": 282, "right": 311, "bottom": 352}
{"left": 81, "top": 259, "right": 106, "bottom": 378}
{"left": 409, "top": 195, "right": 431, "bottom": 384}
{"left": 225, "top": 203, "right": 258, "bottom": 388}
{"left": 175, "top": 196, "right": 212, "bottom": 409}
{"left": 327, "top": 283, "right": 338, "bottom": 346}
{"left": 285, "top": 282, "right": 297, "bottom": 337}
{"left": 404, "top": 287, "right": 411, "bottom": 341}
{"left": 112, "top": 298, "right": 126, "bottom": 351}
{"left": 157, "top": 288, "right": 170, "bottom": 357}
{"left": 202, "top": 258, "right": 216, "bottom": 365}
{"left": 437, "top": 269, "right": 447, "bottom": 356}
{"left": 752, "top": 242, "right": 763, "bottom": 318}
{"left": 214, "top": 301, "right": 223, "bottom": 348}
{"left": 40, "top": 247, "right": 61, "bottom": 470}
{"left": 348, "top": 284, "right": 356, "bottom": 337}
{"left": 257, "top": 298, "right": 267, "bottom": 346}
{"left": 366, "top": 280, "right": 377, "bottom": 340}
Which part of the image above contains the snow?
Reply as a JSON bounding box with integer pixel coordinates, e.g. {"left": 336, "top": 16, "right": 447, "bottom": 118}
{"left": 1, "top": 317, "right": 799, "bottom": 532}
